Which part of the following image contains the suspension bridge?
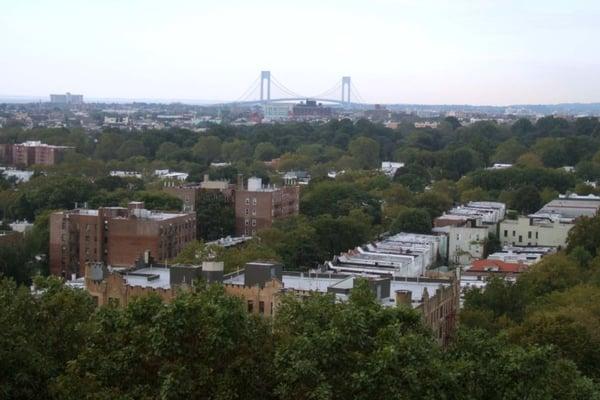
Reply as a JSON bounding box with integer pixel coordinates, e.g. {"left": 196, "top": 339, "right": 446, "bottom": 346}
{"left": 222, "top": 71, "right": 369, "bottom": 108}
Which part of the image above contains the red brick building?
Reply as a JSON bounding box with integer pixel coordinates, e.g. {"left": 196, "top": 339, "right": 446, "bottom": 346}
{"left": 49, "top": 202, "right": 195, "bottom": 278}
{"left": 0, "top": 141, "right": 73, "bottom": 166}
{"left": 234, "top": 176, "right": 299, "bottom": 236}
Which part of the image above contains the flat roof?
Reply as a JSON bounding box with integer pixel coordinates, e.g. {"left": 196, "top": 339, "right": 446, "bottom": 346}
{"left": 123, "top": 267, "right": 171, "bottom": 289}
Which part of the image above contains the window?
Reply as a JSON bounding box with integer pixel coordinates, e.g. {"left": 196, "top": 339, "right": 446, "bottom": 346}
{"left": 245, "top": 219, "right": 249, "bottom": 226}
{"left": 259, "top": 301, "right": 265, "bottom": 314}
{"left": 245, "top": 208, "right": 249, "bottom": 216}
{"left": 528, "top": 231, "right": 532, "bottom": 239}
{"left": 504, "top": 230, "right": 508, "bottom": 237}
{"left": 535, "top": 232, "right": 539, "bottom": 239}
{"left": 252, "top": 229, "right": 256, "bottom": 235}
{"left": 252, "top": 209, "right": 256, "bottom": 216}
{"left": 512, "top": 231, "right": 515, "bottom": 237}
{"left": 252, "top": 219, "right": 256, "bottom": 227}
{"left": 247, "top": 300, "right": 254, "bottom": 313}
{"left": 252, "top": 198, "right": 257, "bottom": 205}
{"left": 245, "top": 198, "right": 250, "bottom": 205}
{"left": 518, "top": 235, "right": 522, "bottom": 243}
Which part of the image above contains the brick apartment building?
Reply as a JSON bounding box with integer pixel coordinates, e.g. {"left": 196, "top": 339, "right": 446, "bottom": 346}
{"left": 49, "top": 201, "right": 196, "bottom": 278}
{"left": 0, "top": 141, "right": 73, "bottom": 166}
{"left": 164, "top": 174, "right": 235, "bottom": 212}
{"left": 234, "top": 176, "right": 300, "bottom": 236}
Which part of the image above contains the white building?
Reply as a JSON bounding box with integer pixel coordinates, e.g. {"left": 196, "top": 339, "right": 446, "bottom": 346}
{"left": 447, "top": 225, "right": 488, "bottom": 266}
{"left": 486, "top": 163, "right": 513, "bottom": 170}
{"left": 154, "top": 169, "right": 189, "bottom": 182}
{"left": 110, "top": 170, "right": 142, "bottom": 179}
{"left": 263, "top": 103, "right": 293, "bottom": 121}
{"left": 381, "top": 161, "right": 405, "bottom": 177}
{"left": 0, "top": 167, "right": 34, "bottom": 183}
{"left": 499, "top": 215, "right": 573, "bottom": 248}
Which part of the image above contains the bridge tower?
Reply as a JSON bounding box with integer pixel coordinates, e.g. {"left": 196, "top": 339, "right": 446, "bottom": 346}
{"left": 260, "top": 71, "right": 271, "bottom": 102}
{"left": 341, "top": 76, "right": 351, "bottom": 106}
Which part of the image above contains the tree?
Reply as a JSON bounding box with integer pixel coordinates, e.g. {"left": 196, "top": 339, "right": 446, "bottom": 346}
{"left": 300, "top": 180, "right": 381, "bottom": 223}
{"left": 94, "top": 132, "right": 124, "bottom": 160}
{"left": 196, "top": 191, "right": 235, "bottom": 240}
{"left": 390, "top": 208, "right": 432, "bottom": 234}
{"left": 254, "top": 142, "right": 279, "bottom": 161}
{"left": 510, "top": 284, "right": 600, "bottom": 380}
{"left": 567, "top": 214, "right": 600, "bottom": 257}
{"left": 132, "top": 191, "right": 182, "bottom": 211}
{"left": 156, "top": 141, "right": 182, "bottom": 161}
{"left": 444, "top": 116, "right": 461, "bottom": 130}
{"left": 193, "top": 135, "right": 222, "bottom": 164}
{"left": 116, "top": 139, "right": 147, "bottom": 160}
{"left": 273, "top": 280, "right": 444, "bottom": 400}
{"left": 348, "top": 136, "right": 380, "bottom": 169}
{"left": 510, "top": 185, "right": 541, "bottom": 214}
{"left": 516, "top": 152, "right": 544, "bottom": 168}
{"left": 446, "top": 329, "right": 599, "bottom": 399}
{"left": 54, "top": 287, "right": 274, "bottom": 399}
{"left": 492, "top": 138, "right": 527, "bottom": 164}
{"left": 414, "top": 191, "right": 452, "bottom": 220}
{"left": 0, "top": 277, "right": 94, "bottom": 399}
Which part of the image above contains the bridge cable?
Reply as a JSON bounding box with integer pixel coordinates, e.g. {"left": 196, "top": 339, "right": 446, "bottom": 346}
{"left": 350, "top": 82, "right": 367, "bottom": 105}
{"left": 310, "top": 82, "right": 342, "bottom": 100}
{"left": 270, "top": 74, "right": 305, "bottom": 98}
{"left": 235, "top": 76, "right": 261, "bottom": 102}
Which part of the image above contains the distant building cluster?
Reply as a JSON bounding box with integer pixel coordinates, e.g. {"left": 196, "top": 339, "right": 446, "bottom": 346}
{"left": 50, "top": 92, "right": 83, "bottom": 105}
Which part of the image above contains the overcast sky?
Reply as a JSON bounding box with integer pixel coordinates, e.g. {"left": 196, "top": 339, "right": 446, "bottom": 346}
{"left": 2, "top": 0, "right": 600, "bottom": 105}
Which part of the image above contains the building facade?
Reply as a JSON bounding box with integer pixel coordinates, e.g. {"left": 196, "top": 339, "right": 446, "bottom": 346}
{"left": 164, "top": 174, "right": 235, "bottom": 213}
{"left": 234, "top": 176, "right": 299, "bottom": 236}
{"left": 499, "top": 216, "right": 573, "bottom": 248}
{"left": 49, "top": 202, "right": 196, "bottom": 278}
{"left": 50, "top": 92, "right": 84, "bottom": 105}
{"left": 0, "top": 141, "right": 73, "bottom": 166}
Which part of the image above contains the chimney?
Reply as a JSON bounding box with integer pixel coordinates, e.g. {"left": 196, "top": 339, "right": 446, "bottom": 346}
{"left": 203, "top": 174, "right": 210, "bottom": 183}
{"left": 127, "top": 201, "right": 144, "bottom": 216}
{"left": 395, "top": 290, "right": 412, "bottom": 306}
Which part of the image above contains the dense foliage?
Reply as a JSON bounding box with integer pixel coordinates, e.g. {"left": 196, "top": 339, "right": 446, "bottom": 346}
{"left": 3, "top": 116, "right": 600, "bottom": 397}
{"left": 1, "top": 277, "right": 597, "bottom": 399}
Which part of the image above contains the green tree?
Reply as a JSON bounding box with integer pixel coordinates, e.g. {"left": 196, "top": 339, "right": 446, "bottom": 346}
{"left": 116, "top": 139, "right": 147, "bottom": 160}
{"left": 348, "top": 136, "right": 380, "bottom": 169}
{"left": 254, "top": 142, "right": 279, "bottom": 161}
{"left": 196, "top": 191, "right": 235, "bottom": 240}
{"left": 273, "top": 279, "right": 444, "bottom": 400}
{"left": 510, "top": 185, "right": 542, "bottom": 214}
{"left": 390, "top": 208, "right": 432, "bottom": 234}
{"left": 446, "top": 329, "right": 599, "bottom": 400}
{"left": 0, "top": 277, "right": 94, "bottom": 399}
{"left": 193, "top": 135, "right": 222, "bottom": 164}
{"left": 54, "top": 287, "right": 274, "bottom": 399}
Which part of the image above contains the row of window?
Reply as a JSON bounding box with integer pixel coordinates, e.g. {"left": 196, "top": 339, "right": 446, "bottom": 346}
{"left": 503, "top": 230, "right": 538, "bottom": 241}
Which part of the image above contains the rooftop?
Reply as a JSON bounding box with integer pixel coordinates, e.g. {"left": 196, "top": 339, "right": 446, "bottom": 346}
{"left": 123, "top": 266, "right": 171, "bottom": 289}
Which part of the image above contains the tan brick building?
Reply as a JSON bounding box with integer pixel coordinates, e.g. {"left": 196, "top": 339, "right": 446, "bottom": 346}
{"left": 49, "top": 201, "right": 195, "bottom": 278}
{"left": 235, "top": 176, "right": 299, "bottom": 236}
{"left": 163, "top": 174, "right": 235, "bottom": 212}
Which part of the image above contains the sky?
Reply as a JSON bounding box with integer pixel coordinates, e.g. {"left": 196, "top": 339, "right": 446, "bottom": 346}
{"left": 1, "top": 0, "right": 600, "bottom": 105}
